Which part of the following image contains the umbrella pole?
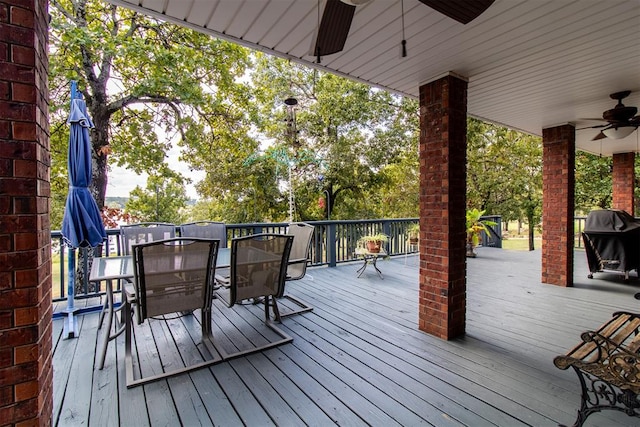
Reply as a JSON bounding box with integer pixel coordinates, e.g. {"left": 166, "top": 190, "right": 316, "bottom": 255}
{"left": 63, "top": 247, "right": 79, "bottom": 339}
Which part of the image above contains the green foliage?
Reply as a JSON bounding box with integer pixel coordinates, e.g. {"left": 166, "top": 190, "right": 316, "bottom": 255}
{"left": 49, "top": 0, "right": 253, "bottom": 219}
{"left": 467, "top": 118, "right": 542, "bottom": 226}
{"left": 358, "top": 233, "right": 389, "bottom": 244}
{"left": 407, "top": 222, "right": 420, "bottom": 237}
{"left": 466, "top": 208, "right": 497, "bottom": 245}
{"left": 574, "top": 151, "right": 612, "bottom": 212}
{"left": 245, "top": 56, "right": 419, "bottom": 221}
{"left": 125, "top": 174, "right": 188, "bottom": 223}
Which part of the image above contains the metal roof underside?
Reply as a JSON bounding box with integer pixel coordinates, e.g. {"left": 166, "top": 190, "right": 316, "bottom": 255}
{"left": 107, "top": 0, "right": 640, "bottom": 156}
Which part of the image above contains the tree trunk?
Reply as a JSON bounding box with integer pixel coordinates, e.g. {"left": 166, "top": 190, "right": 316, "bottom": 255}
{"left": 527, "top": 214, "right": 535, "bottom": 251}
{"left": 89, "top": 111, "right": 111, "bottom": 211}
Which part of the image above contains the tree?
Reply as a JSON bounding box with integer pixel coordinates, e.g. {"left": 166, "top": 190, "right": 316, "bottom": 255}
{"left": 125, "top": 174, "right": 188, "bottom": 223}
{"left": 49, "top": 0, "right": 253, "bottom": 214}
{"left": 467, "top": 118, "right": 542, "bottom": 250}
{"left": 574, "top": 151, "right": 612, "bottom": 212}
{"left": 509, "top": 133, "right": 542, "bottom": 250}
{"left": 243, "top": 56, "right": 419, "bottom": 221}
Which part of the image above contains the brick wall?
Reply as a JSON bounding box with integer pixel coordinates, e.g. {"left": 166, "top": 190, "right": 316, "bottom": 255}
{"left": 418, "top": 74, "right": 467, "bottom": 339}
{"left": 0, "top": 0, "right": 52, "bottom": 425}
{"left": 612, "top": 152, "right": 635, "bottom": 216}
{"left": 541, "top": 125, "right": 575, "bottom": 287}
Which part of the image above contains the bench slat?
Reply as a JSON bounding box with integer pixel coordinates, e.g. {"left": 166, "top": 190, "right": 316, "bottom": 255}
{"left": 565, "top": 314, "right": 640, "bottom": 363}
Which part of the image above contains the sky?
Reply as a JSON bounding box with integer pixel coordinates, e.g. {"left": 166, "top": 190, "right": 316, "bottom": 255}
{"left": 106, "top": 142, "right": 204, "bottom": 200}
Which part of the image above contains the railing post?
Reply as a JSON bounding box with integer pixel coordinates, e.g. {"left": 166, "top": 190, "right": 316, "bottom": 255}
{"left": 493, "top": 216, "right": 502, "bottom": 248}
{"left": 314, "top": 225, "right": 324, "bottom": 264}
{"left": 327, "top": 222, "right": 337, "bottom": 267}
{"left": 382, "top": 221, "right": 392, "bottom": 253}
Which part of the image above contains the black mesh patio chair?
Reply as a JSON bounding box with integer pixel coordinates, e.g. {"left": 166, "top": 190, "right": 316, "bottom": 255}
{"left": 179, "top": 221, "right": 229, "bottom": 287}
{"left": 124, "top": 237, "right": 221, "bottom": 387}
{"left": 96, "top": 222, "right": 177, "bottom": 369}
{"left": 279, "top": 222, "right": 315, "bottom": 317}
{"left": 120, "top": 222, "right": 176, "bottom": 255}
{"left": 179, "top": 221, "right": 227, "bottom": 246}
{"left": 215, "top": 233, "right": 294, "bottom": 360}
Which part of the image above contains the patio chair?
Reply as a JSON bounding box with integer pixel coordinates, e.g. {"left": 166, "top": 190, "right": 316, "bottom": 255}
{"left": 179, "top": 221, "right": 227, "bottom": 246}
{"left": 125, "top": 237, "right": 221, "bottom": 387}
{"left": 96, "top": 222, "right": 177, "bottom": 369}
{"left": 179, "top": 221, "right": 229, "bottom": 287}
{"left": 120, "top": 222, "right": 177, "bottom": 255}
{"left": 279, "top": 222, "right": 315, "bottom": 318}
{"left": 215, "top": 233, "right": 293, "bottom": 360}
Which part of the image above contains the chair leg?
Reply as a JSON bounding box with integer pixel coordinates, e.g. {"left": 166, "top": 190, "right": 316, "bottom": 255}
{"left": 126, "top": 305, "right": 223, "bottom": 388}
{"left": 213, "top": 297, "right": 292, "bottom": 362}
{"left": 124, "top": 298, "right": 135, "bottom": 388}
{"left": 97, "top": 280, "right": 115, "bottom": 370}
{"left": 266, "top": 295, "right": 282, "bottom": 323}
{"left": 279, "top": 294, "right": 313, "bottom": 318}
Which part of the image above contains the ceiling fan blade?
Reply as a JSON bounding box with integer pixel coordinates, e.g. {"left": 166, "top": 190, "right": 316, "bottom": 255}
{"left": 592, "top": 131, "right": 607, "bottom": 141}
{"left": 418, "top": 0, "right": 495, "bottom": 24}
{"left": 313, "top": 0, "right": 356, "bottom": 58}
{"left": 576, "top": 124, "right": 607, "bottom": 130}
{"left": 630, "top": 116, "right": 640, "bottom": 126}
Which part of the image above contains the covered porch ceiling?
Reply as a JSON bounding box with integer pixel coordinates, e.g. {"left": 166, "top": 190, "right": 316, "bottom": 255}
{"left": 108, "top": 0, "right": 640, "bottom": 156}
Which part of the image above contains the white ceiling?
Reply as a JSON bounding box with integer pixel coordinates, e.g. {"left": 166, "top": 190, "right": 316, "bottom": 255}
{"left": 108, "top": 0, "right": 640, "bottom": 156}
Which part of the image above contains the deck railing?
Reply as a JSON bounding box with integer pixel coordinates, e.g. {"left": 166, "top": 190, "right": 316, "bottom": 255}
{"left": 575, "top": 216, "right": 586, "bottom": 248}
{"left": 50, "top": 217, "right": 503, "bottom": 304}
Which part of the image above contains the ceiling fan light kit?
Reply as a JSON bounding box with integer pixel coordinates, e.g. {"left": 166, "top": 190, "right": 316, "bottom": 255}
{"left": 602, "top": 126, "right": 635, "bottom": 140}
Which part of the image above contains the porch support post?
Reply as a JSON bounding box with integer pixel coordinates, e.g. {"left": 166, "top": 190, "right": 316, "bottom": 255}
{"left": 612, "top": 152, "right": 635, "bottom": 216}
{"left": 418, "top": 73, "right": 467, "bottom": 339}
{"left": 0, "top": 0, "right": 52, "bottom": 425}
{"left": 541, "top": 125, "right": 575, "bottom": 287}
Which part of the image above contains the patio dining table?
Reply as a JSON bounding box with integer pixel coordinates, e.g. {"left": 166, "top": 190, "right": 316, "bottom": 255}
{"left": 90, "top": 247, "right": 231, "bottom": 369}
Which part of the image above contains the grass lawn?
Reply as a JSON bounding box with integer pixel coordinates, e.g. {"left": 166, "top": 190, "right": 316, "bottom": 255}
{"left": 501, "top": 238, "right": 542, "bottom": 251}
{"left": 52, "top": 253, "right": 62, "bottom": 299}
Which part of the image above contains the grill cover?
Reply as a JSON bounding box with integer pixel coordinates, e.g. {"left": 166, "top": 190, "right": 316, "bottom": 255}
{"left": 582, "top": 209, "right": 640, "bottom": 274}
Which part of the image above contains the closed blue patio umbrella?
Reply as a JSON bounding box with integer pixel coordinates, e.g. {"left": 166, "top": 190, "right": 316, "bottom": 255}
{"left": 61, "top": 81, "right": 106, "bottom": 338}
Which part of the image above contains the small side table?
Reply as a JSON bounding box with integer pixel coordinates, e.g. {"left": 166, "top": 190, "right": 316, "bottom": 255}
{"left": 355, "top": 247, "right": 387, "bottom": 279}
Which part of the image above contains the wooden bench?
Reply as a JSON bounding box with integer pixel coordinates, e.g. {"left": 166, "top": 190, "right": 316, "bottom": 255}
{"left": 554, "top": 293, "right": 640, "bottom": 427}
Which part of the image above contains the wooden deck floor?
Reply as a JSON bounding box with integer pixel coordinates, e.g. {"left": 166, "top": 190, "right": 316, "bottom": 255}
{"left": 52, "top": 248, "right": 640, "bottom": 426}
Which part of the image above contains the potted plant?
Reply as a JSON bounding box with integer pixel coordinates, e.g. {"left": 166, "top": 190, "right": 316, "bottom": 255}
{"left": 358, "top": 233, "right": 389, "bottom": 253}
{"left": 466, "top": 208, "right": 497, "bottom": 257}
{"left": 407, "top": 223, "right": 420, "bottom": 245}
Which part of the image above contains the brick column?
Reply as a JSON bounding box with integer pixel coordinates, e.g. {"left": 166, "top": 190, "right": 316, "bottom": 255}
{"left": 0, "top": 1, "right": 52, "bottom": 425}
{"left": 612, "top": 152, "right": 635, "bottom": 216}
{"left": 418, "top": 74, "right": 467, "bottom": 339}
{"left": 541, "top": 125, "right": 575, "bottom": 287}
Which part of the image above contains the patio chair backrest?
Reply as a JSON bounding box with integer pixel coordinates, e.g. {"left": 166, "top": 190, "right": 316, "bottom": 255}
{"left": 229, "top": 233, "right": 293, "bottom": 305}
{"left": 285, "top": 222, "right": 314, "bottom": 281}
{"left": 120, "top": 222, "right": 176, "bottom": 255}
{"left": 179, "top": 221, "right": 227, "bottom": 248}
{"left": 132, "top": 237, "right": 219, "bottom": 322}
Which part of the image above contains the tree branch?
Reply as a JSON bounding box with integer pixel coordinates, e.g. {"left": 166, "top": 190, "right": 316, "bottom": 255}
{"left": 107, "top": 94, "right": 182, "bottom": 115}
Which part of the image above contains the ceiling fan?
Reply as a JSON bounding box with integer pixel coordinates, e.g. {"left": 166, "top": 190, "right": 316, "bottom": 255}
{"left": 581, "top": 91, "right": 640, "bottom": 141}
{"left": 312, "top": 0, "right": 495, "bottom": 62}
